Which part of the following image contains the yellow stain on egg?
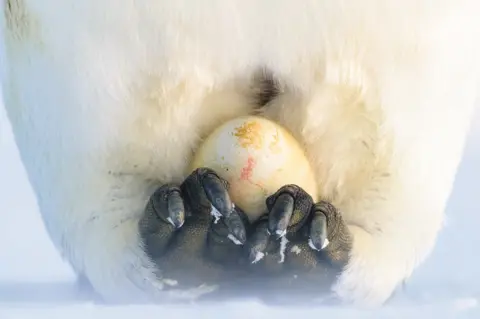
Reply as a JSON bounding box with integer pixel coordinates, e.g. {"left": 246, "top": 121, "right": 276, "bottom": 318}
{"left": 233, "top": 120, "right": 264, "bottom": 150}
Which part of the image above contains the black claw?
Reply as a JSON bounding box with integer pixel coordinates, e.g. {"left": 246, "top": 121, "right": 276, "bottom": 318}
{"left": 309, "top": 211, "right": 328, "bottom": 251}
{"left": 248, "top": 220, "right": 270, "bottom": 264}
{"left": 166, "top": 190, "right": 185, "bottom": 229}
{"left": 224, "top": 211, "right": 247, "bottom": 245}
{"left": 202, "top": 172, "right": 234, "bottom": 218}
{"left": 148, "top": 184, "right": 184, "bottom": 227}
{"left": 182, "top": 167, "right": 247, "bottom": 245}
{"left": 268, "top": 193, "right": 295, "bottom": 239}
{"left": 200, "top": 170, "right": 246, "bottom": 243}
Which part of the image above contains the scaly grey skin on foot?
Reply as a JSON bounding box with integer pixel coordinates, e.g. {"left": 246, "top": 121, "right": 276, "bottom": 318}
{"left": 245, "top": 184, "right": 353, "bottom": 302}
{"left": 139, "top": 167, "right": 352, "bottom": 303}
{"left": 138, "top": 167, "right": 251, "bottom": 293}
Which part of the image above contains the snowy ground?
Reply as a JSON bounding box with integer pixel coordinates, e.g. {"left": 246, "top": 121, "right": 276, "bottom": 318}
{"left": 1, "top": 103, "right": 480, "bottom": 318}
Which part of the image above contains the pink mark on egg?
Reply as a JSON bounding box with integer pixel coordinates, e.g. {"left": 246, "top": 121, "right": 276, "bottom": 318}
{"left": 240, "top": 156, "right": 256, "bottom": 181}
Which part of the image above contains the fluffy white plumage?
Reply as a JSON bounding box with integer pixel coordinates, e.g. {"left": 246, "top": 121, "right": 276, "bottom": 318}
{"left": 1, "top": 0, "right": 480, "bottom": 307}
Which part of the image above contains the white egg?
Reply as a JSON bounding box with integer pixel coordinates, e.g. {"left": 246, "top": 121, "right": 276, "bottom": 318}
{"left": 189, "top": 116, "right": 318, "bottom": 222}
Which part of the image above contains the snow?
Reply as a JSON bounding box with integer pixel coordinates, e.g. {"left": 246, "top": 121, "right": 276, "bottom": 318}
{"left": 251, "top": 251, "right": 265, "bottom": 264}
{"left": 1, "top": 102, "right": 480, "bottom": 318}
{"left": 227, "top": 234, "right": 243, "bottom": 245}
{"left": 210, "top": 205, "right": 222, "bottom": 224}
{"left": 278, "top": 235, "right": 289, "bottom": 263}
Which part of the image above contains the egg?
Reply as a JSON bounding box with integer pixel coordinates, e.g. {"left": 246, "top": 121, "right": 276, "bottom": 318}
{"left": 189, "top": 116, "right": 318, "bottom": 222}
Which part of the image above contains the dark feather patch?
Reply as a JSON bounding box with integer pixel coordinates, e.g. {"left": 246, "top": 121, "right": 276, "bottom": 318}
{"left": 251, "top": 70, "right": 280, "bottom": 108}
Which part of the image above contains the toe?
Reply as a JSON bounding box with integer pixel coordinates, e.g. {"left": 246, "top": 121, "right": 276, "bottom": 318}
{"left": 165, "top": 189, "right": 185, "bottom": 229}
{"left": 201, "top": 171, "right": 234, "bottom": 219}
{"left": 310, "top": 201, "right": 353, "bottom": 264}
{"left": 181, "top": 167, "right": 247, "bottom": 245}
{"left": 206, "top": 206, "right": 250, "bottom": 266}
{"left": 308, "top": 210, "right": 329, "bottom": 251}
{"left": 139, "top": 184, "right": 186, "bottom": 258}
{"left": 267, "top": 193, "right": 295, "bottom": 239}
{"left": 148, "top": 184, "right": 186, "bottom": 229}
{"left": 266, "top": 184, "right": 314, "bottom": 236}
{"left": 181, "top": 167, "right": 233, "bottom": 217}
{"left": 247, "top": 218, "right": 271, "bottom": 264}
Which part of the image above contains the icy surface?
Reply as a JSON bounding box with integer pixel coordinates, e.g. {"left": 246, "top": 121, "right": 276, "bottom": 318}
{"left": 1, "top": 102, "right": 480, "bottom": 318}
